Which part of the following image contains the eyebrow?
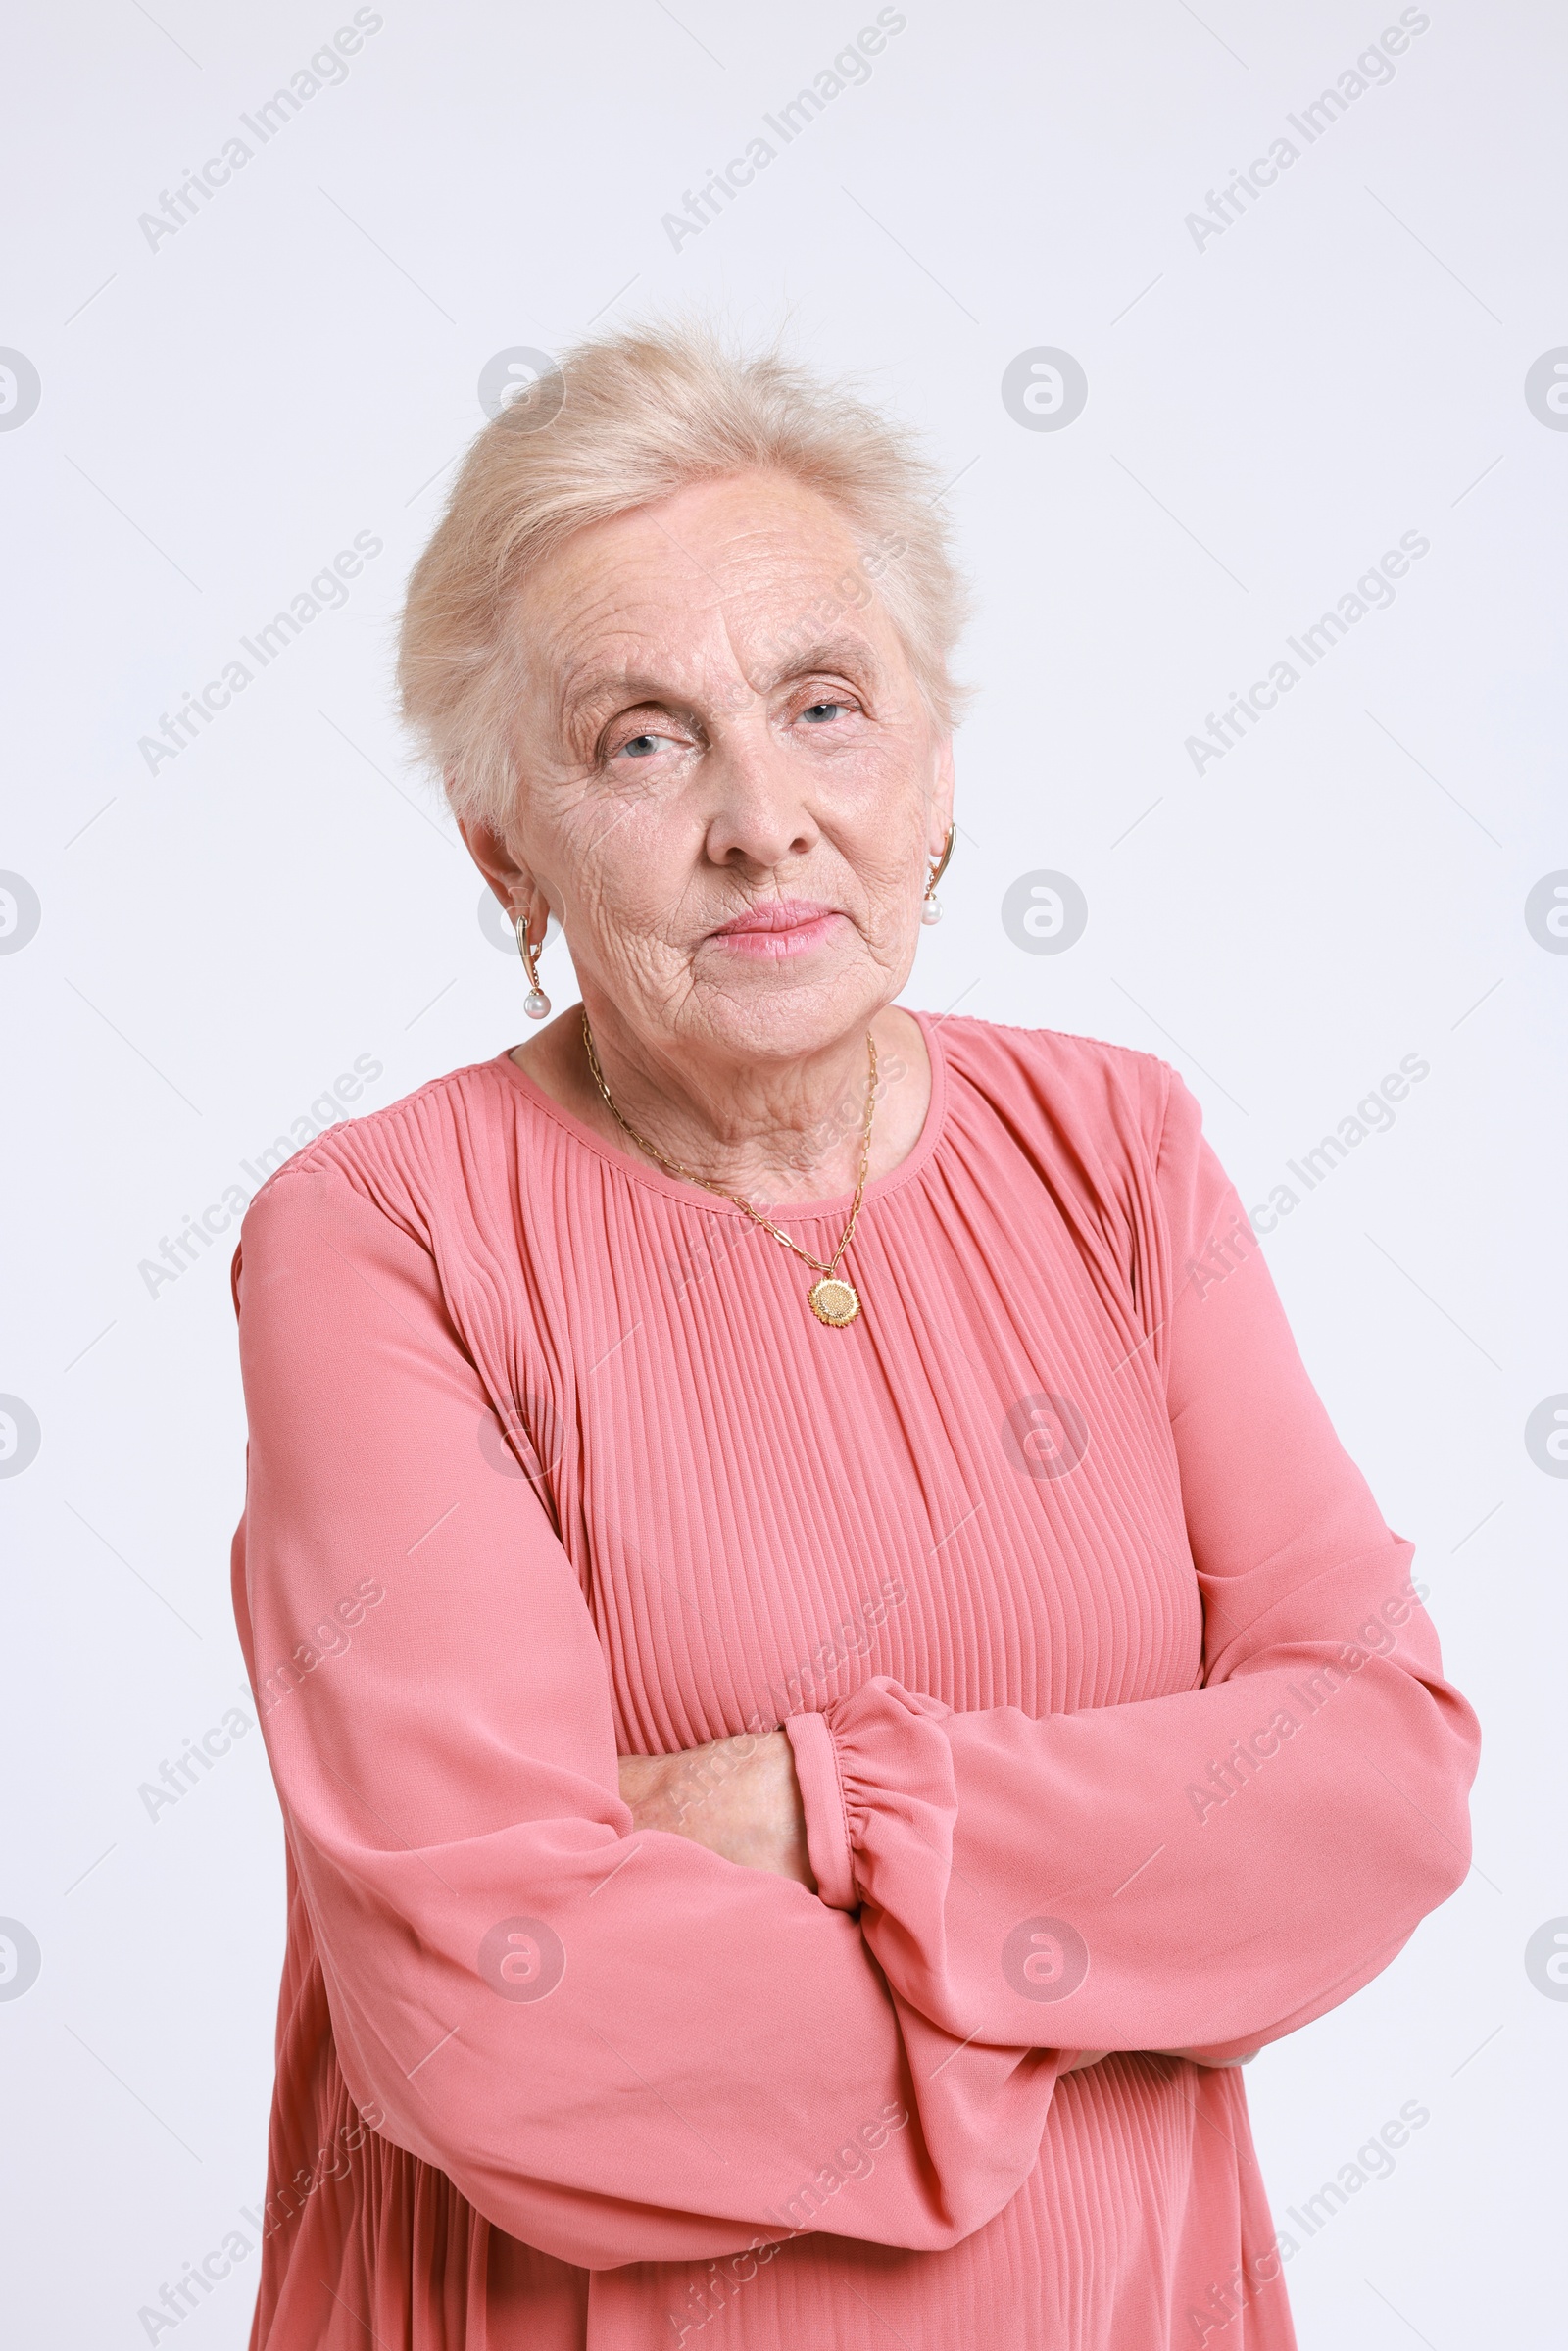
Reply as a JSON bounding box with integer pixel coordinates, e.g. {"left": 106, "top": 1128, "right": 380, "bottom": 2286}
{"left": 761, "top": 636, "right": 883, "bottom": 691}
{"left": 559, "top": 669, "right": 676, "bottom": 725}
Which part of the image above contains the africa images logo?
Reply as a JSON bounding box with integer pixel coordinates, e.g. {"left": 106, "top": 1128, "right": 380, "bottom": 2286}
{"left": 1002, "top": 1917, "right": 1090, "bottom": 2002}
{"left": 478, "top": 1916, "right": 566, "bottom": 2002}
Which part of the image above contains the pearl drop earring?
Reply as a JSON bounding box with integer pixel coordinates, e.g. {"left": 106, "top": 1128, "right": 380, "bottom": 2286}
{"left": 514, "top": 908, "right": 551, "bottom": 1019}
{"left": 922, "top": 823, "right": 956, "bottom": 927}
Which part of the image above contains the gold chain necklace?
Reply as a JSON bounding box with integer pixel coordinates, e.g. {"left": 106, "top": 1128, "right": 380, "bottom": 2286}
{"left": 579, "top": 1008, "right": 877, "bottom": 1327}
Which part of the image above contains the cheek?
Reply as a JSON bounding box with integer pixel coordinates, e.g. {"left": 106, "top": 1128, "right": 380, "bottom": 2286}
{"left": 830, "top": 775, "right": 932, "bottom": 906}
{"left": 556, "top": 808, "right": 694, "bottom": 980}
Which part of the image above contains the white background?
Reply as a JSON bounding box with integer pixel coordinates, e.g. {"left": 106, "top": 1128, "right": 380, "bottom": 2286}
{"left": 2, "top": 1, "right": 1564, "bottom": 2343}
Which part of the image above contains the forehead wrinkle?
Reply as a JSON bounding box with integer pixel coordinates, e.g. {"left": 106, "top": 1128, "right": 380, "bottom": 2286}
{"left": 549, "top": 505, "right": 864, "bottom": 655}
{"left": 636, "top": 506, "right": 731, "bottom": 601}
{"left": 538, "top": 586, "right": 729, "bottom": 743}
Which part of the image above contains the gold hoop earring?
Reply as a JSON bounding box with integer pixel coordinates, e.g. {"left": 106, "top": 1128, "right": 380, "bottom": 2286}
{"left": 922, "top": 824, "right": 956, "bottom": 927}
{"left": 514, "top": 907, "right": 551, "bottom": 1019}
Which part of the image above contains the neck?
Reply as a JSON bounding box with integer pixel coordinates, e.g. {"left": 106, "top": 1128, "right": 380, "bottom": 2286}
{"left": 512, "top": 1000, "right": 932, "bottom": 1206}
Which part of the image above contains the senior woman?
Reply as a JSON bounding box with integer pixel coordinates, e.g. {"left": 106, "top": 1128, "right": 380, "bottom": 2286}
{"left": 230, "top": 325, "right": 1478, "bottom": 2350}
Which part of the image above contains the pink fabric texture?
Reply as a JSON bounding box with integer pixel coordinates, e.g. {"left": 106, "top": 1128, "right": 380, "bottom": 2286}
{"left": 229, "top": 1012, "right": 1479, "bottom": 2349}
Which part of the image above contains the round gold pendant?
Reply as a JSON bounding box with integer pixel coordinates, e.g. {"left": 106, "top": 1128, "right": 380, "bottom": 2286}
{"left": 808, "top": 1276, "right": 860, "bottom": 1327}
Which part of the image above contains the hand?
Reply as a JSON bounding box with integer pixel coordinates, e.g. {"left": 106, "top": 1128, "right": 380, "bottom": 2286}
{"left": 618, "top": 1730, "right": 816, "bottom": 1889}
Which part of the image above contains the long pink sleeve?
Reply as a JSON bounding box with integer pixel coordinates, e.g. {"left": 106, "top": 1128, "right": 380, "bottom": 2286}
{"left": 232, "top": 1160, "right": 1064, "bottom": 2271}
{"left": 788, "top": 1069, "right": 1481, "bottom": 2059}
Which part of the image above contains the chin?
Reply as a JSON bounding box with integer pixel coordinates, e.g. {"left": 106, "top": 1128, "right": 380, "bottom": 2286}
{"left": 692, "top": 968, "right": 885, "bottom": 1061}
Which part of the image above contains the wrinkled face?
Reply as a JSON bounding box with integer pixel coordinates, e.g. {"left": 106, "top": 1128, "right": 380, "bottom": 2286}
{"left": 488, "top": 470, "right": 953, "bottom": 1069}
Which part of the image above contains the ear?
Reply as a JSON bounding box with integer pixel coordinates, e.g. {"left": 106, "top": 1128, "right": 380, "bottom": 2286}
{"left": 459, "top": 812, "right": 540, "bottom": 938}
{"left": 929, "top": 735, "right": 956, "bottom": 860}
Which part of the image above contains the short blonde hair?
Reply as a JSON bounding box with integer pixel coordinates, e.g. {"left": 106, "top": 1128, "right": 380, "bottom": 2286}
{"left": 396, "top": 320, "right": 969, "bottom": 833}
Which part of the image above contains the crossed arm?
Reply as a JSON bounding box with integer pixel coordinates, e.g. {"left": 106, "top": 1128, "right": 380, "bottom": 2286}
{"left": 620, "top": 1730, "right": 1109, "bottom": 2074}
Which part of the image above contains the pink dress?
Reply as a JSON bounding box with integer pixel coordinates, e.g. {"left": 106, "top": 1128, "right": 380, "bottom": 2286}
{"left": 230, "top": 1012, "right": 1478, "bottom": 2349}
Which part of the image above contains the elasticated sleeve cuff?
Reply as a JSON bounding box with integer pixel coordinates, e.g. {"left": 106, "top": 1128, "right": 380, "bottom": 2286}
{"left": 783, "top": 1709, "right": 858, "bottom": 1911}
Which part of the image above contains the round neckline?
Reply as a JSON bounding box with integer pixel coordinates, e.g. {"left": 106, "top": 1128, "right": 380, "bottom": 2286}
{"left": 491, "top": 1005, "right": 950, "bottom": 1222}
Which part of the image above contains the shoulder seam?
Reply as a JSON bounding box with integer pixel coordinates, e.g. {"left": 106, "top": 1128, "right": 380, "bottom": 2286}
{"left": 243, "top": 1056, "right": 509, "bottom": 1212}
{"left": 949, "top": 1012, "right": 1172, "bottom": 1082}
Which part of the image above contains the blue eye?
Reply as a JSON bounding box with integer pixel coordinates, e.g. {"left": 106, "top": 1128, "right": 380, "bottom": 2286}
{"left": 801, "top": 702, "right": 843, "bottom": 723}
{"left": 619, "top": 734, "right": 662, "bottom": 759}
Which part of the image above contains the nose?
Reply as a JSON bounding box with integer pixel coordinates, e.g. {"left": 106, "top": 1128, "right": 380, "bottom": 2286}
{"left": 701, "top": 711, "right": 820, "bottom": 874}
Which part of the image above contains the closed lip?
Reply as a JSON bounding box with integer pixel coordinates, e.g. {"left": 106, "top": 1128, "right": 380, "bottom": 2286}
{"left": 709, "top": 900, "right": 839, "bottom": 937}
